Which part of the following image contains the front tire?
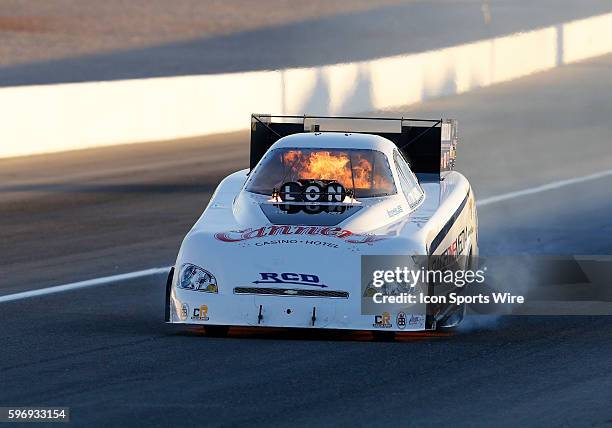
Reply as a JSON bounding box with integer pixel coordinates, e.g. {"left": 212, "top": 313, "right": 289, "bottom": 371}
{"left": 203, "top": 325, "right": 230, "bottom": 337}
{"left": 164, "top": 267, "right": 174, "bottom": 322}
{"left": 372, "top": 330, "right": 396, "bottom": 341}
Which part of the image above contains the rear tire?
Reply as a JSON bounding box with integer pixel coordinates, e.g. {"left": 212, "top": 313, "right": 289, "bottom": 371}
{"left": 438, "top": 249, "right": 473, "bottom": 329}
{"left": 438, "top": 303, "right": 466, "bottom": 329}
{"left": 203, "top": 325, "right": 230, "bottom": 337}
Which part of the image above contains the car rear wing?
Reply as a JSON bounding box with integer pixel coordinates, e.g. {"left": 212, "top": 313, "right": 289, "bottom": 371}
{"left": 250, "top": 114, "right": 458, "bottom": 177}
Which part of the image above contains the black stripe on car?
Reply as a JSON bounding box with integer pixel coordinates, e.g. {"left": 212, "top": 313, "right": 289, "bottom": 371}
{"left": 428, "top": 190, "right": 470, "bottom": 255}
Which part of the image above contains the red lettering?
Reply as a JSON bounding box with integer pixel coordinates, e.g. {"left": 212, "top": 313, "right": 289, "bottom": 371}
{"left": 242, "top": 227, "right": 266, "bottom": 239}
{"left": 214, "top": 225, "right": 388, "bottom": 244}
{"left": 320, "top": 227, "right": 341, "bottom": 236}
{"left": 214, "top": 230, "right": 243, "bottom": 242}
{"left": 268, "top": 225, "right": 292, "bottom": 236}
{"left": 336, "top": 230, "right": 353, "bottom": 239}
{"left": 293, "top": 226, "right": 320, "bottom": 235}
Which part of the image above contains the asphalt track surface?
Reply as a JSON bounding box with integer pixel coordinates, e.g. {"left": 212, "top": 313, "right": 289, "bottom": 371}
{"left": 1, "top": 0, "right": 611, "bottom": 86}
{"left": 2, "top": 55, "right": 612, "bottom": 426}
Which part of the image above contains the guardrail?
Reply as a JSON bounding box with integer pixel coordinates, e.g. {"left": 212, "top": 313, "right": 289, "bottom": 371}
{"left": 1, "top": 12, "right": 611, "bottom": 158}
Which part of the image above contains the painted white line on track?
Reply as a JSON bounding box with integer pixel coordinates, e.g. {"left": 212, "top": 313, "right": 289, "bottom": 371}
{"left": 0, "top": 266, "right": 171, "bottom": 303}
{"left": 2, "top": 168, "right": 612, "bottom": 303}
{"left": 477, "top": 168, "right": 612, "bottom": 207}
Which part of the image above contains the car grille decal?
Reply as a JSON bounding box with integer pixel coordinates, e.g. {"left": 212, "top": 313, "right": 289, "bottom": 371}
{"left": 234, "top": 287, "right": 349, "bottom": 299}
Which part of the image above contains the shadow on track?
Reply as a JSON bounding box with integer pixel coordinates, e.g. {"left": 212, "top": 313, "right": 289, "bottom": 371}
{"left": 171, "top": 325, "right": 455, "bottom": 343}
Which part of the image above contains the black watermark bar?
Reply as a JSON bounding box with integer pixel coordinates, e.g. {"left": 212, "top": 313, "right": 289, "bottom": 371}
{"left": 361, "top": 255, "right": 612, "bottom": 316}
{"left": 0, "top": 407, "right": 70, "bottom": 423}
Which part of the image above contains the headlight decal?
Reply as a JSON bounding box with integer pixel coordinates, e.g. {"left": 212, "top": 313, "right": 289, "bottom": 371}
{"left": 178, "top": 263, "right": 218, "bottom": 293}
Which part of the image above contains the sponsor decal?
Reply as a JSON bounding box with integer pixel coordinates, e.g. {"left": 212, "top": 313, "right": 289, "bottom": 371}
{"left": 373, "top": 312, "right": 392, "bottom": 328}
{"left": 254, "top": 272, "right": 328, "bottom": 288}
{"left": 443, "top": 226, "right": 468, "bottom": 257}
{"left": 396, "top": 312, "right": 407, "bottom": 329}
{"left": 278, "top": 180, "right": 346, "bottom": 203}
{"left": 180, "top": 303, "right": 189, "bottom": 321}
{"left": 430, "top": 226, "right": 471, "bottom": 271}
{"left": 191, "top": 305, "right": 209, "bottom": 321}
{"left": 408, "top": 314, "right": 425, "bottom": 326}
{"left": 215, "top": 225, "right": 387, "bottom": 245}
{"left": 255, "top": 239, "right": 339, "bottom": 249}
{"left": 387, "top": 205, "right": 404, "bottom": 218}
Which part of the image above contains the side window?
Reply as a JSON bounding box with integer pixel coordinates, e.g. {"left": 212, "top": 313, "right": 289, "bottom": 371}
{"left": 393, "top": 150, "right": 424, "bottom": 208}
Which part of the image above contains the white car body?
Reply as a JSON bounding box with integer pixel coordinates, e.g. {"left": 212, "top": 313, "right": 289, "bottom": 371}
{"left": 166, "top": 118, "right": 478, "bottom": 332}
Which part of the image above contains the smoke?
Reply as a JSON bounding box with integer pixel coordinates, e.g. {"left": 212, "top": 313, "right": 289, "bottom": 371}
{"left": 463, "top": 255, "right": 539, "bottom": 316}
{"left": 456, "top": 315, "right": 502, "bottom": 332}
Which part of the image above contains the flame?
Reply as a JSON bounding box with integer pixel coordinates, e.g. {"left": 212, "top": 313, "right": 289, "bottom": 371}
{"left": 282, "top": 150, "right": 392, "bottom": 191}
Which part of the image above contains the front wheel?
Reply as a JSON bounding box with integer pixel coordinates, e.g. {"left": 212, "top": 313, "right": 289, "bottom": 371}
{"left": 202, "top": 325, "right": 230, "bottom": 337}
{"left": 372, "top": 330, "right": 396, "bottom": 341}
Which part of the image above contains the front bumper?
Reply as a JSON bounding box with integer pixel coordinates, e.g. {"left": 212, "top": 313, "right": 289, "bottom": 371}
{"left": 168, "top": 287, "right": 428, "bottom": 332}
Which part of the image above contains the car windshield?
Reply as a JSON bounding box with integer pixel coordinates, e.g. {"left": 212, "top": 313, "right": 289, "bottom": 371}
{"left": 246, "top": 148, "right": 396, "bottom": 198}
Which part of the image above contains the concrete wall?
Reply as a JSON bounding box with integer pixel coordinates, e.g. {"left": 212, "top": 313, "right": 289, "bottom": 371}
{"left": 1, "top": 12, "right": 611, "bottom": 158}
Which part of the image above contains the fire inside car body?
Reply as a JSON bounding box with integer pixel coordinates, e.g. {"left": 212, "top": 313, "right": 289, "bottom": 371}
{"left": 165, "top": 115, "right": 478, "bottom": 334}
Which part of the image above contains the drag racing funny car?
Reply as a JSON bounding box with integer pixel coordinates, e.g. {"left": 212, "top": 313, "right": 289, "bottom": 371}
{"left": 165, "top": 114, "right": 478, "bottom": 337}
